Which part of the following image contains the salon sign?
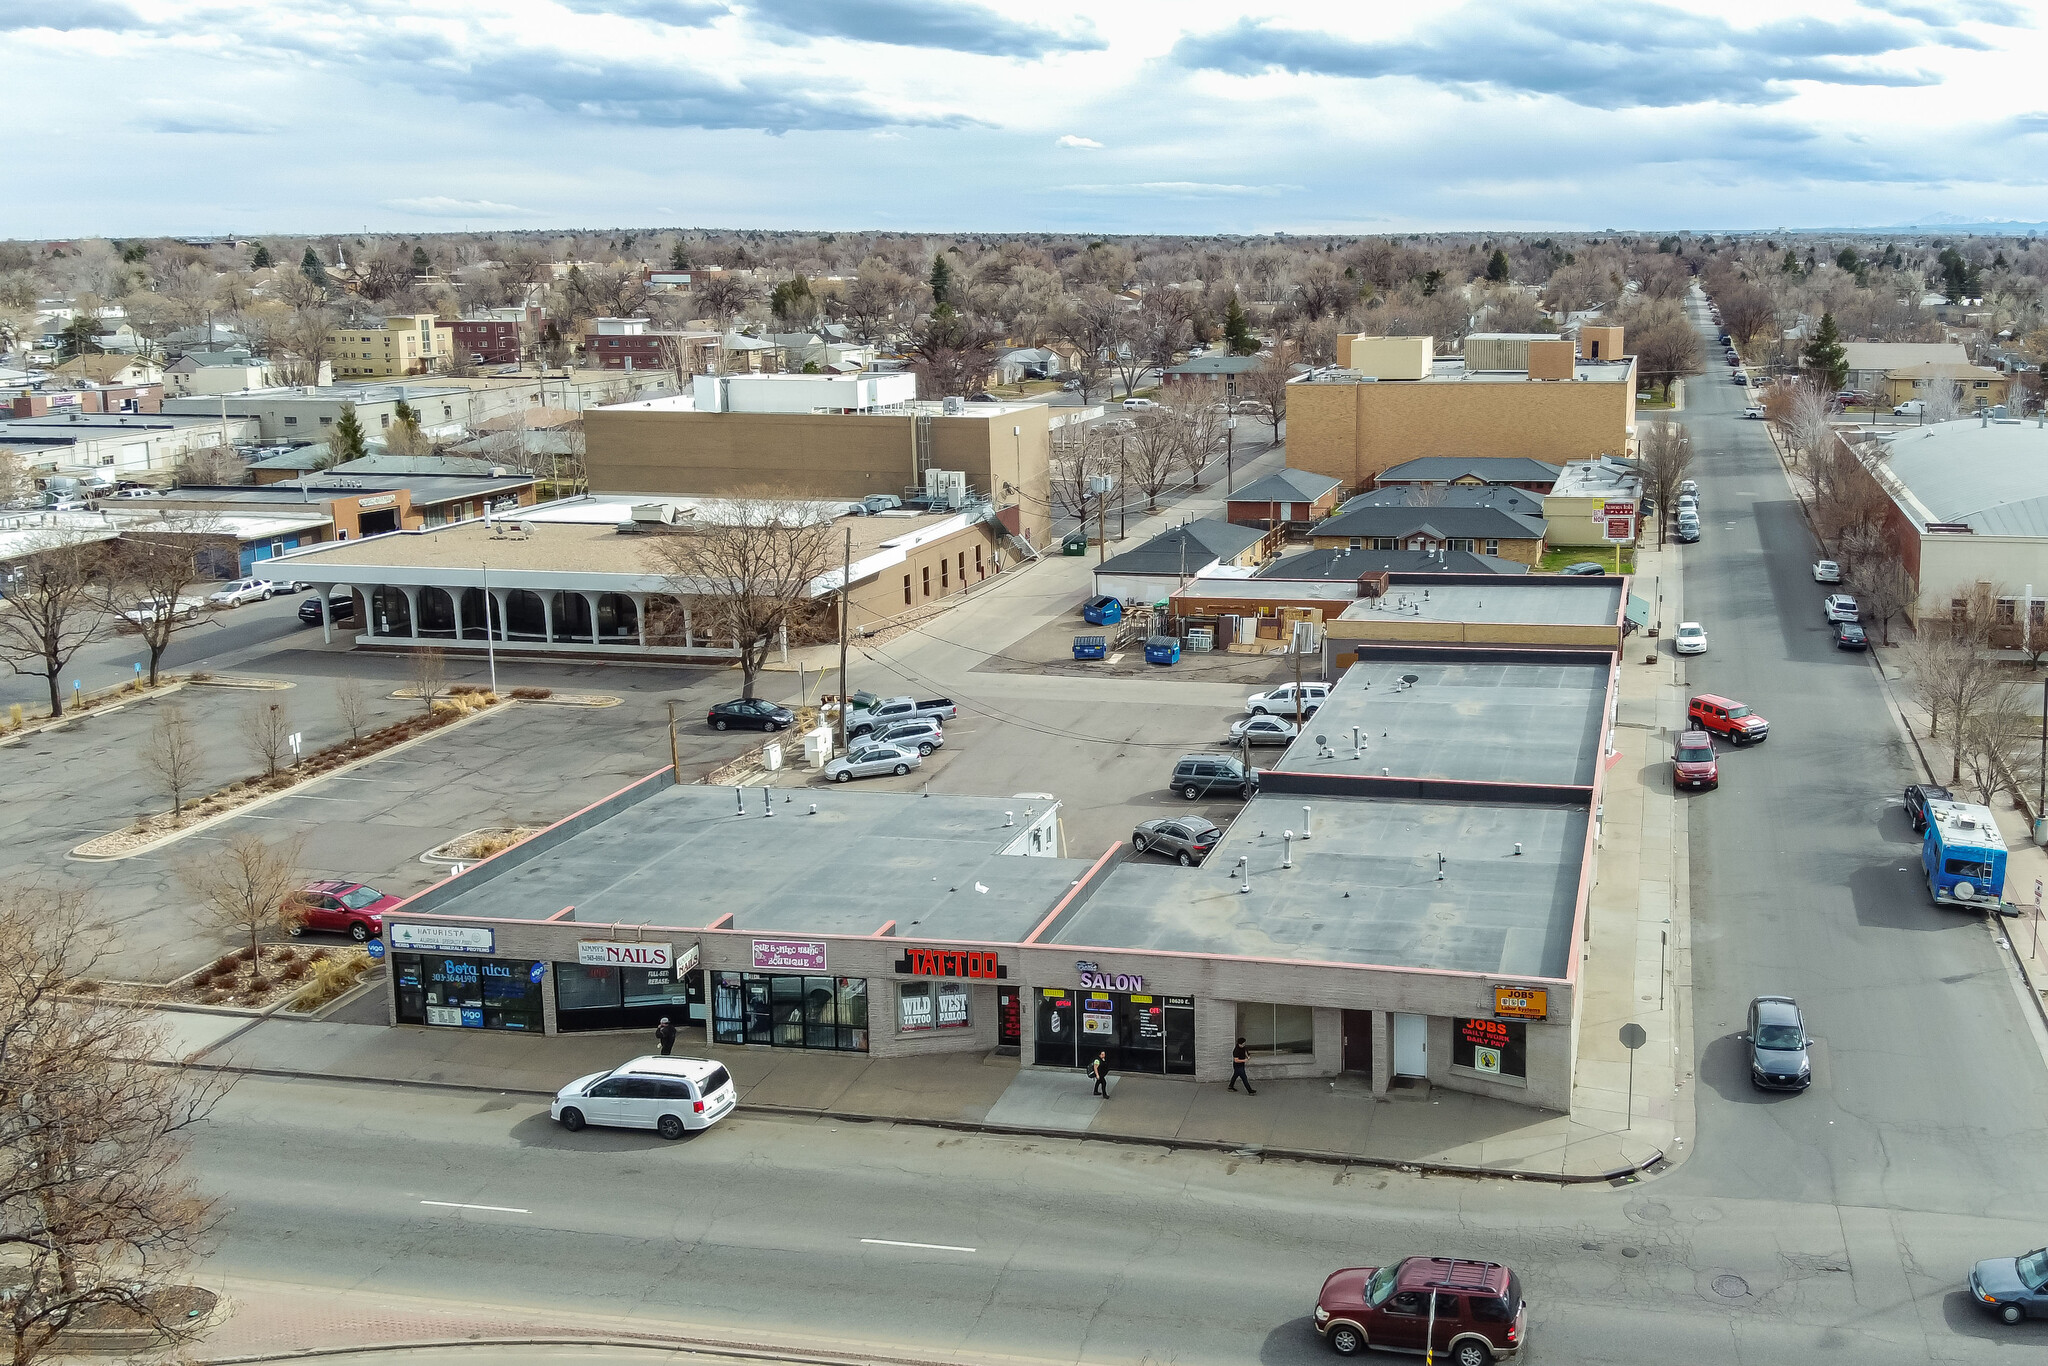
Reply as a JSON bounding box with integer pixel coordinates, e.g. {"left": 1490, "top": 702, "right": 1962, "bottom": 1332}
{"left": 1076, "top": 959, "right": 1144, "bottom": 992}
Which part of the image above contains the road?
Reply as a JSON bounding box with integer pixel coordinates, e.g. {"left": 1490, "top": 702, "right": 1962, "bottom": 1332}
{"left": 1663, "top": 291, "right": 2048, "bottom": 1214}
{"left": 191, "top": 1076, "right": 2048, "bottom": 1365}
{"left": 0, "top": 586, "right": 311, "bottom": 708}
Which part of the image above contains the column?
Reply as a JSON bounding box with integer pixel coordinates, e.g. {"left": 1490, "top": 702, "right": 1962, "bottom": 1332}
{"left": 1370, "top": 1010, "right": 1392, "bottom": 1097}
{"left": 490, "top": 589, "right": 508, "bottom": 642}
{"left": 400, "top": 586, "right": 421, "bottom": 639}
{"left": 630, "top": 593, "right": 647, "bottom": 647}
{"left": 451, "top": 587, "right": 465, "bottom": 641}
{"left": 540, "top": 591, "right": 554, "bottom": 644}
{"left": 683, "top": 605, "right": 694, "bottom": 649}
{"left": 581, "top": 591, "right": 602, "bottom": 645}
{"left": 317, "top": 584, "right": 333, "bottom": 645}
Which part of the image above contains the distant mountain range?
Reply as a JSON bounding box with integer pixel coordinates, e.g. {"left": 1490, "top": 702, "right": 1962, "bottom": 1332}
{"left": 1823, "top": 214, "right": 2048, "bottom": 235}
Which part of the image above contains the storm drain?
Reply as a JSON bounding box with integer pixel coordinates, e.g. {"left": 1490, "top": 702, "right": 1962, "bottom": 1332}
{"left": 1712, "top": 1275, "right": 1750, "bottom": 1299}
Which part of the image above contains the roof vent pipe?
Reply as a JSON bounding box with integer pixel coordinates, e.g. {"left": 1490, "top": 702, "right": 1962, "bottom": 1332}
{"left": 1301, "top": 805, "right": 1312, "bottom": 840}
{"left": 1282, "top": 830, "right": 1294, "bottom": 868}
{"left": 735, "top": 785, "right": 745, "bottom": 815}
{"left": 1236, "top": 855, "right": 1251, "bottom": 894}
{"left": 1005, "top": 811, "right": 1014, "bottom": 827}
{"left": 763, "top": 786, "right": 773, "bottom": 817}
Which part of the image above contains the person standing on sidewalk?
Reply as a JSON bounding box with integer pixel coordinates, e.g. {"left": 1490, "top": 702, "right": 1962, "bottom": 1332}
{"left": 1229, "top": 1037, "right": 1257, "bottom": 1094}
{"left": 654, "top": 1017, "right": 676, "bottom": 1056}
{"left": 1089, "top": 1050, "right": 1109, "bottom": 1097}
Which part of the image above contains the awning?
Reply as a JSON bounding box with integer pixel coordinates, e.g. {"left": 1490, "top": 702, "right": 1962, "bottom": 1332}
{"left": 1625, "top": 594, "right": 1650, "bottom": 632}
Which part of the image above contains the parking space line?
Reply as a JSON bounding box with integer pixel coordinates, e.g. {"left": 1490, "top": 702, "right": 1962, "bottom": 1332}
{"left": 860, "top": 1238, "right": 975, "bottom": 1253}
{"left": 420, "top": 1200, "right": 530, "bottom": 1214}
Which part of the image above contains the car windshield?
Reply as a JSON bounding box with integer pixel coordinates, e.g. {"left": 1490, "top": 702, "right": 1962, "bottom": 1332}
{"left": 1365, "top": 1264, "right": 1401, "bottom": 1307}
{"left": 338, "top": 886, "right": 386, "bottom": 910}
{"left": 2017, "top": 1249, "right": 2048, "bottom": 1285}
{"left": 1756, "top": 1023, "right": 1803, "bottom": 1050}
{"left": 1676, "top": 745, "right": 1713, "bottom": 763}
{"left": 1726, "top": 705, "right": 1751, "bottom": 719}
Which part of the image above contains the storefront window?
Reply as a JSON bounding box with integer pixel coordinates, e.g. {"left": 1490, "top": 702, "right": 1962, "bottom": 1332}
{"left": 1453, "top": 1018, "right": 1526, "bottom": 1079}
{"left": 1239, "top": 1002, "right": 1315, "bottom": 1055}
{"left": 553, "top": 962, "right": 695, "bottom": 1031}
{"left": 711, "top": 972, "right": 867, "bottom": 1052}
{"left": 1038, "top": 988, "right": 1193, "bottom": 1075}
{"left": 393, "top": 953, "right": 542, "bottom": 1032}
{"left": 900, "top": 981, "right": 969, "bottom": 1032}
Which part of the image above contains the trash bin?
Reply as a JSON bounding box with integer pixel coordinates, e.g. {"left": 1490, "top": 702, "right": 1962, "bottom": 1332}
{"left": 1144, "top": 635, "right": 1181, "bottom": 666}
{"left": 1082, "top": 594, "right": 1122, "bottom": 625}
{"left": 1073, "top": 634, "right": 1107, "bottom": 660}
{"left": 1062, "top": 532, "right": 1089, "bottom": 556}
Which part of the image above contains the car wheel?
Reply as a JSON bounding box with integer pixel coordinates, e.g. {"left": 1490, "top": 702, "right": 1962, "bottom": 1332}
{"left": 1182, "top": 785, "right": 1200, "bottom": 800}
{"left": 1451, "top": 1340, "right": 1491, "bottom": 1366}
{"left": 1327, "top": 1324, "right": 1364, "bottom": 1356}
{"left": 713, "top": 718, "right": 728, "bottom": 731}
{"left": 768, "top": 720, "right": 785, "bottom": 732}
{"left": 347, "top": 921, "right": 371, "bottom": 942}
{"left": 658, "top": 1114, "right": 687, "bottom": 1140}
{"left": 919, "top": 743, "right": 935, "bottom": 756}
{"left": 559, "top": 1107, "right": 585, "bottom": 1132}
{"left": 834, "top": 770, "right": 852, "bottom": 783}
{"left": 2001, "top": 1303, "right": 2025, "bottom": 1325}
{"left": 1132, "top": 835, "right": 1149, "bottom": 853}
{"left": 261, "top": 589, "right": 273, "bottom": 601}
{"left": 288, "top": 923, "right": 304, "bottom": 937}
{"left": 1177, "top": 851, "right": 1193, "bottom": 866}
{"left": 892, "top": 763, "right": 909, "bottom": 776}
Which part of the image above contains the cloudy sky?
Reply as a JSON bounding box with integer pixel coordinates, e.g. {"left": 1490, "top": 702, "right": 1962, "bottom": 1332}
{"left": 6, "top": 0, "right": 2046, "bottom": 238}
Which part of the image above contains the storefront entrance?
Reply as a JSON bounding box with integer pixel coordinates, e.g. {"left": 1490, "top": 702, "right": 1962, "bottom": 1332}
{"left": 1035, "top": 987, "right": 1193, "bottom": 1075}
{"left": 1342, "top": 1009, "right": 1373, "bottom": 1074}
{"left": 712, "top": 972, "right": 869, "bottom": 1052}
{"left": 393, "top": 952, "right": 543, "bottom": 1031}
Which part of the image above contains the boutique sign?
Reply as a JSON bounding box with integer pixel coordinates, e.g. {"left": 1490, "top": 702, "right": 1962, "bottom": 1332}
{"left": 1076, "top": 959, "right": 1144, "bottom": 992}
{"left": 752, "top": 938, "right": 828, "bottom": 971}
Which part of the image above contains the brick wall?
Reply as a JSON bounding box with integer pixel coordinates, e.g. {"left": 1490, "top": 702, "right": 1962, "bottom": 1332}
{"left": 1288, "top": 377, "right": 1636, "bottom": 486}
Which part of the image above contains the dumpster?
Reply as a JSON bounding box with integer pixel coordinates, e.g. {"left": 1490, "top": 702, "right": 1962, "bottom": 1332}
{"left": 1144, "top": 635, "right": 1181, "bottom": 666}
{"left": 1073, "top": 634, "right": 1107, "bottom": 660}
{"left": 1062, "top": 532, "right": 1089, "bottom": 556}
{"left": 1082, "top": 594, "right": 1123, "bottom": 625}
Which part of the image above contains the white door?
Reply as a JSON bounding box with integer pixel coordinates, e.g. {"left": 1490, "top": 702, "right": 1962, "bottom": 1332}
{"left": 1392, "top": 1013, "right": 1427, "bottom": 1077}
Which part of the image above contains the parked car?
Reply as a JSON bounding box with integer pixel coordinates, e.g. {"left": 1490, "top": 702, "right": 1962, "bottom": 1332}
{"left": 1674, "top": 622, "right": 1708, "bottom": 655}
{"left": 1732, "top": 372, "right": 1749, "bottom": 385}
{"left": 1229, "top": 715, "right": 1300, "bottom": 747}
{"left": 1812, "top": 560, "right": 1841, "bottom": 583}
{"left": 1314, "top": 1256, "right": 1527, "bottom": 1363}
{"left": 1675, "top": 494, "right": 1699, "bottom": 517}
{"left": 873, "top": 718, "right": 944, "bottom": 755}
{"left": 1893, "top": 399, "right": 1926, "bottom": 417}
{"left": 1131, "top": 816, "right": 1221, "bottom": 866}
{"left": 1689, "top": 693, "right": 1769, "bottom": 743}
{"left": 1823, "top": 593, "right": 1860, "bottom": 623}
{"left": 1673, "top": 521, "right": 1700, "bottom": 543}
{"left": 1748, "top": 995, "right": 1811, "bottom": 1091}
{"left": 1833, "top": 621, "right": 1869, "bottom": 650}
{"left": 287, "top": 879, "right": 400, "bottom": 941}
{"left": 1246, "top": 682, "right": 1329, "bottom": 716}
{"left": 1968, "top": 1247, "right": 2048, "bottom": 1325}
{"left": 842, "top": 695, "right": 957, "bottom": 739}
{"left": 119, "top": 595, "right": 202, "bottom": 627}
{"left": 1170, "top": 754, "right": 1259, "bottom": 801}
{"left": 299, "top": 591, "right": 355, "bottom": 625}
{"left": 1904, "top": 783, "right": 1954, "bottom": 833}
{"left": 707, "top": 698, "right": 795, "bottom": 732}
{"left": 1678, "top": 479, "right": 1698, "bottom": 496}
{"left": 1558, "top": 561, "right": 1607, "bottom": 576}
{"left": 1673, "top": 730, "right": 1718, "bottom": 790}
{"left": 1122, "top": 397, "right": 1159, "bottom": 411}
{"left": 208, "top": 577, "right": 275, "bottom": 608}
{"left": 823, "top": 743, "right": 921, "bottom": 782}
{"left": 551, "top": 1056, "right": 737, "bottom": 1139}
{"left": 1743, "top": 404, "right": 1766, "bottom": 419}
{"left": 110, "top": 487, "right": 165, "bottom": 499}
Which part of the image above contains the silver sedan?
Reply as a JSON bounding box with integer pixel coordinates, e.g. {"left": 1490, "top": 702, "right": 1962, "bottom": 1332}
{"left": 823, "top": 743, "right": 922, "bottom": 783}
{"left": 1228, "top": 715, "right": 1299, "bottom": 747}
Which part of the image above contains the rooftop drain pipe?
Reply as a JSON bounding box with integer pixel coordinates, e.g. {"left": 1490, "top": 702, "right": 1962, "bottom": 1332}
{"left": 1283, "top": 830, "right": 1294, "bottom": 868}
{"left": 1236, "top": 855, "right": 1250, "bottom": 894}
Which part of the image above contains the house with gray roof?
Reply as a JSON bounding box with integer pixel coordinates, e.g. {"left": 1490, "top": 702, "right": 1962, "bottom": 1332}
{"left": 1225, "top": 468, "right": 1343, "bottom": 530}
{"left": 1090, "top": 517, "right": 1271, "bottom": 601}
{"left": 1374, "top": 456, "right": 1563, "bottom": 491}
{"left": 1310, "top": 492, "right": 1547, "bottom": 566}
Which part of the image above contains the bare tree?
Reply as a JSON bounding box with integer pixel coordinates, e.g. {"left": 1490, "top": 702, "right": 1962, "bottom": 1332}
{"left": 646, "top": 495, "right": 837, "bottom": 700}
{"left": 0, "top": 884, "right": 223, "bottom": 1366}
{"left": 1124, "top": 410, "right": 1187, "bottom": 511}
{"left": 1636, "top": 422, "right": 1694, "bottom": 547}
{"left": 334, "top": 676, "right": 369, "bottom": 742}
{"left": 1955, "top": 681, "right": 2037, "bottom": 806}
{"left": 245, "top": 700, "right": 291, "bottom": 779}
{"left": 904, "top": 308, "right": 1001, "bottom": 398}
{"left": 173, "top": 443, "right": 247, "bottom": 487}
{"left": 139, "top": 705, "right": 201, "bottom": 821}
{"left": 654, "top": 330, "right": 705, "bottom": 394}
{"left": 1852, "top": 554, "right": 1916, "bottom": 646}
{"left": 102, "top": 521, "right": 229, "bottom": 685}
{"left": 1047, "top": 287, "right": 1127, "bottom": 403}
{"left": 1048, "top": 426, "right": 1112, "bottom": 521}
{"left": 1903, "top": 629, "right": 1972, "bottom": 744}
{"left": 563, "top": 264, "right": 651, "bottom": 321}
{"left": 407, "top": 646, "right": 446, "bottom": 716}
{"left": 177, "top": 832, "right": 308, "bottom": 970}
{"left": 691, "top": 275, "right": 756, "bottom": 332}
{"left": 1237, "top": 352, "right": 1293, "bottom": 445}
{"left": 0, "top": 447, "right": 29, "bottom": 505}
{"left": 0, "top": 536, "right": 107, "bottom": 716}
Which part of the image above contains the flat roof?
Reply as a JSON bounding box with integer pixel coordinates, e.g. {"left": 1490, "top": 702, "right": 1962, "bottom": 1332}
{"left": 157, "top": 474, "right": 534, "bottom": 506}
{"left": 423, "top": 785, "right": 1090, "bottom": 942}
{"left": 1272, "top": 658, "right": 1607, "bottom": 787}
{"left": 1295, "top": 358, "right": 1633, "bottom": 386}
{"left": 1057, "top": 796, "right": 1586, "bottom": 978}
{"left": 1874, "top": 420, "right": 2048, "bottom": 535}
{"left": 1337, "top": 580, "right": 1622, "bottom": 626}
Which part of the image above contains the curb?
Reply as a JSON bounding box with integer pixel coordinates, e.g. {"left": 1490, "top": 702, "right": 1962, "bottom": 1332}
{"left": 165, "top": 1056, "right": 1660, "bottom": 1186}
{"left": 197, "top": 1332, "right": 1017, "bottom": 1366}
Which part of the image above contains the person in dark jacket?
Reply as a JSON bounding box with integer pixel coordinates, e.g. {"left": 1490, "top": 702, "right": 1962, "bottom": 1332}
{"left": 1229, "top": 1037, "right": 1256, "bottom": 1094}
{"left": 655, "top": 1016, "right": 676, "bottom": 1056}
{"left": 1089, "top": 1050, "right": 1109, "bottom": 1097}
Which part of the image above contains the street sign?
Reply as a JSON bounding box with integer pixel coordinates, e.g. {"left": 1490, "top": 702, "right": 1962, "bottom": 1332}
{"left": 1619, "top": 1021, "right": 1647, "bottom": 1131}
{"left": 1618, "top": 1022, "right": 1647, "bottom": 1049}
{"left": 1602, "top": 516, "right": 1635, "bottom": 543}
{"left": 1600, "top": 500, "right": 1637, "bottom": 520}
{"left": 365, "top": 939, "right": 385, "bottom": 961}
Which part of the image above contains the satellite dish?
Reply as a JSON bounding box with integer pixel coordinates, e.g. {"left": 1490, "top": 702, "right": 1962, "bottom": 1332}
{"left": 1315, "top": 735, "right": 1328, "bottom": 747}
{"left": 1401, "top": 673, "right": 1419, "bottom": 686}
{"left": 1953, "top": 881, "right": 1976, "bottom": 901}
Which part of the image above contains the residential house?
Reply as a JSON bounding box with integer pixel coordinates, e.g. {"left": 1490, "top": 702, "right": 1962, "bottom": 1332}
{"left": 164, "top": 350, "right": 323, "bottom": 397}
{"left": 1884, "top": 362, "right": 2012, "bottom": 412}
{"left": 1255, "top": 546, "right": 1528, "bottom": 578}
{"left": 1309, "top": 488, "right": 1547, "bottom": 565}
{"left": 51, "top": 354, "right": 162, "bottom": 388}
{"left": 1840, "top": 342, "right": 1968, "bottom": 394}
{"left": 1373, "top": 456, "right": 1563, "bottom": 493}
{"left": 1225, "top": 468, "right": 1344, "bottom": 531}
{"left": 994, "top": 348, "right": 1064, "bottom": 384}
{"left": 1090, "top": 517, "right": 1274, "bottom": 602}
{"left": 1159, "top": 354, "right": 1264, "bottom": 388}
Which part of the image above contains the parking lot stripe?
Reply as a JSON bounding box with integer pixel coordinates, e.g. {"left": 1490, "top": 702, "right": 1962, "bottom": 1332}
{"left": 420, "top": 1200, "right": 530, "bottom": 1214}
{"left": 859, "top": 1238, "right": 974, "bottom": 1253}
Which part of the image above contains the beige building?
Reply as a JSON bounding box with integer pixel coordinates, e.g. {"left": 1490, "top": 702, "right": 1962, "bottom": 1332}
{"left": 1841, "top": 342, "right": 1967, "bottom": 394}
{"left": 1542, "top": 455, "right": 1645, "bottom": 549}
{"left": 1288, "top": 332, "right": 1637, "bottom": 488}
{"left": 1883, "top": 363, "right": 2012, "bottom": 411}
{"left": 328, "top": 314, "right": 456, "bottom": 379}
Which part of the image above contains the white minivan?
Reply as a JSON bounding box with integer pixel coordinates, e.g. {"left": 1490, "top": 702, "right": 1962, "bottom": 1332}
{"left": 551, "top": 1056, "right": 738, "bottom": 1139}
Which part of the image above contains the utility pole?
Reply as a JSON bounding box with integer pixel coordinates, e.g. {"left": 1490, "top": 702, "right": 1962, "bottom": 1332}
{"left": 666, "top": 700, "right": 681, "bottom": 781}
{"left": 1118, "top": 436, "right": 1127, "bottom": 539}
{"left": 836, "top": 527, "right": 851, "bottom": 754}
{"left": 1096, "top": 485, "right": 1106, "bottom": 564}
{"left": 1225, "top": 373, "right": 1238, "bottom": 495}
{"left": 1293, "top": 630, "right": 1304, "bottom": 730}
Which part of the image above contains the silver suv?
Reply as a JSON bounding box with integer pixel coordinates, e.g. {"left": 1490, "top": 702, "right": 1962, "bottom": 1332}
{"left": 873, "top": 719, "right": 944, "bottom": 756}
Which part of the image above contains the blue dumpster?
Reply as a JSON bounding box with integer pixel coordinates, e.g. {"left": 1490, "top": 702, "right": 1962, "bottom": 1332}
{"left": 1073, "top": 634, "right": 1107, "bottom": 660}
{"left": 1144, "top": 635, "right": 1181, "bottom": 666}
{"left": 1082, "top": 594, "right": 1122, "bottom": 625}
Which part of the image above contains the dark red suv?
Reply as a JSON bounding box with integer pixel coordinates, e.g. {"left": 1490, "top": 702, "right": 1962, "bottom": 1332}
{"left": 1316, "top": 1256, "right": 1525, "bottom": 1363}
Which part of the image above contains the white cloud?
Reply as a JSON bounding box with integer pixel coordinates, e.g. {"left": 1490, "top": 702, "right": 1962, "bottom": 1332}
{"left": 1056, "top": 134, "right": 1103, "bottom": 148}
{"left": 1057, "top": 181, "right": 1301, "bottom": 198}
{"left": 381, "top": 196, "right": 537, "bottom": 219}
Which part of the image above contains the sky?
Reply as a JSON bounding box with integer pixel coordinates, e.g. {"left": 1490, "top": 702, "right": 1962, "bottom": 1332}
{"left": 6, "top": 0, "right": 2047, "bottom": 238}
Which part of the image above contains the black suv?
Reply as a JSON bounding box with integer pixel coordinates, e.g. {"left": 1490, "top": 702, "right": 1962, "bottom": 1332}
{"left": 298, "top": 592, "right": 355, "bottom": 625}
{"left": 1171, "top": 754, "right": 1258, "bottom": 801}
{"left": 1904, "top": 783, "right": 1953, "bottom": 833}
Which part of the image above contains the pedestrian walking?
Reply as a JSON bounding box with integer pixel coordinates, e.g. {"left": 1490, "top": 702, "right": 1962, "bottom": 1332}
{"left": 1089, "top": 1050, "right": 1109, "bottom": 1097}
{"left": 1230, "top": 1037, "right": 1256, "bottom": 1094}
{"left": 654, "top": 1016, "right": 676, "bottom": 1056}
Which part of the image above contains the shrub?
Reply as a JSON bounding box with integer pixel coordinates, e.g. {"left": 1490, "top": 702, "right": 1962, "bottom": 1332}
{"left": 449, "top": 683, "right": 484, "bottom": 696}
{"left": 510, "top": 686, "right": 552, "bottom": 700}
{"left": 69, "top": 979, "right": 100, "bottom": 995}
{"left": 244, "top": 974, "right": 270, "bottom": 993}
{"left": 202, "top": 989, "right": 228, "bottom": 1005}
{"left": 279, "top": 960, "right": 309, "bottom": 982}
{"left": 309, "top": 947, "right": 331, "bottom": 962}
{"left": 231, "top": 947, "right": 256, "bottom": 965}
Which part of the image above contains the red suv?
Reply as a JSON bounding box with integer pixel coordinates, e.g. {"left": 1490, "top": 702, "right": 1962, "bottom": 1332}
{"left": 1316, "top": 1256, "right": 1526, "bottom": 1363}
{"left": 288, "top": 880, "right": 400, "bottom": 942}
{"left": 1673, "top": 729, "right": 1718, "bottom": 790}
{"left": 1687, "top": 693, "right": 1769, "bottom": 744}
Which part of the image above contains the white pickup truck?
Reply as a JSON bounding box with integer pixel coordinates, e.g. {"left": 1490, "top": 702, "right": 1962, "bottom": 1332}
{"left": 119, "top": 596, "right": 205, "bottom": 628}
{"left": 1245, "top": 682, "right": 1329, "bottom": 716}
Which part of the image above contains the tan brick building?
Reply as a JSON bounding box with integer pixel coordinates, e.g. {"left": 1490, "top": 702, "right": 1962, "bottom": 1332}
{"left": 1287, "top": 332, "right": 1637, "bottom": 488}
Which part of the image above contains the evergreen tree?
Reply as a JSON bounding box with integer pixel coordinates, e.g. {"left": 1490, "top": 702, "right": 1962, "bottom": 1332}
{"left": 411, "top": 246, "right": 431, "bottom": 276}
{"left": 1802, "top": 312, "right": 1848, "bottom": 391}
{"left": 57, "top": 315, "right": 106, "bottom": 361}
{"left": 1781, "top": 249, "right": 1800, "bottom": 273}
{"left": 669, "top": 243, "right": 690, "bottom": 271}
{"left": 928, "top": 253, "right": 953, "bottom": 308}
{"left": 1835, "top": 246, "right": 1859, "bottom": 271}
{"left": 1485, "top": 249, "right": 1511, "bottom": 283}
{"left": 330, "top": 402, "right": 368, "bottom": 463}
{"left": 769, "top": 275, "right": 815, "bottom": 326}
{"left": 1222, "top": 293, "right": 1256, "bottom": 355}
{"left": 249, "top": 243, "right": 273, "bottom": 269}
{"left": 300, "top": 247, "right": 329, "bottom": 288}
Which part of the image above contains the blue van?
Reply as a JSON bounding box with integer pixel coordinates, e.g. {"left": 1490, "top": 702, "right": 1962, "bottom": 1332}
{"left": 1922, "top": 799, "right": 2007, "bottom": 908}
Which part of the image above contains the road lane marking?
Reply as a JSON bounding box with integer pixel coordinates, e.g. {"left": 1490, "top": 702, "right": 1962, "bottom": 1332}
{"left": 421, "top": 1200, "right": 530, "bottom": 1214}
{"left": 860, "top": 1238, "right": 975, "bottom": 1253}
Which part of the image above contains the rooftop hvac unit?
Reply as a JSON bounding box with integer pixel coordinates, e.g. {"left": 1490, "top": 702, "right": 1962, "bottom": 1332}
{"left": 925, "top": 469, "right": 968, "bottom": 508}
{"left": 941, "top": 395, "right": 966, "bottom": 416}
{"left": 630, "top": 503, "right": 668, "bottom": 524}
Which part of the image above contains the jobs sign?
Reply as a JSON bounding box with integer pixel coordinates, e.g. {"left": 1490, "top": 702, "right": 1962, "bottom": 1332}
{"left": 1493, "top": 986, "right": 1549, "bottom": 1020}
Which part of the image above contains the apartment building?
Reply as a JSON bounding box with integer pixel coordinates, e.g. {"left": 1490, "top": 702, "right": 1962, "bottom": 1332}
{"left": 328, "top": 314, "right": 455, "bottom": 378}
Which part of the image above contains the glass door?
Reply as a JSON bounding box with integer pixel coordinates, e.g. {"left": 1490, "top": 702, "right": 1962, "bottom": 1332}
{"left": 1036, "top": 988, "right": 1077, "bottom": 1067}
{"left": 745, "top": 977, "right": 775, "bottom": 1045}
{"left": 772, "top": 976, "right": 806, "bottom": 1046}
